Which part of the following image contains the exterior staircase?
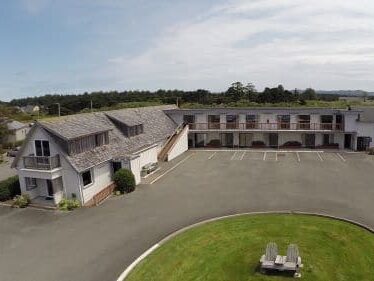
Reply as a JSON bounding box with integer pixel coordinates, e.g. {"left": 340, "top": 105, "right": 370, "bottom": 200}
{"left": 158, "top": 123, "right": 186, "bottom": 162}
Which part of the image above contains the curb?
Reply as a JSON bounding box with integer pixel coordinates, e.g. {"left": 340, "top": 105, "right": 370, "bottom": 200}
{"left": 116, "top": 211, "right": 374, "bottom": 281}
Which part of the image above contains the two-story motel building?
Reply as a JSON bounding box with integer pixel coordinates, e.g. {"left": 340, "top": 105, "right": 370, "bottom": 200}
{"left": 165, "top": 108, "right": 373, "bottom": 151}
{"left": 12, "top": 106, "right": 374, "bottom": 207}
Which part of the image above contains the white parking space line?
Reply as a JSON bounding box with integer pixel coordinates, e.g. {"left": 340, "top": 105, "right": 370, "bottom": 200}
{"left": 240, "top": 151, "right": 246, "bottom": 160}
{"left": 275, "top": 152, "right": 278, "bottom": 162}
{"left": 317, "top": 152, "right": 324, "bottom": 162}
{"left": 150, "top": 154, "right": 194, "bottom": 184}
{"left": 263, "top": 152, "right": 267, "bottom": 161}
{"left": 296, "top": 152, "right": 301, "bottom": 162}
{"left": 230, "top": 151, "right": 238, "bottom": 161}
{"left": 336, "top": 153, "right": 346, "bottom": 162}
{"left": 208, "top": 152, "right": 217, "bottom": 160}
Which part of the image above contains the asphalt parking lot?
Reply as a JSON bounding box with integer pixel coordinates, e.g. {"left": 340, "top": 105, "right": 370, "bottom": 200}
{"left": 1, "top": 150, "right": 374, "bottom": 281}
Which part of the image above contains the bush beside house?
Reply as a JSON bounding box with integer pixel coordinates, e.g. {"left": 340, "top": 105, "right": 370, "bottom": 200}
{"left": 0, "top": 176, "right": 21, "bottom": 201}
{"left": 12, "top": 194, "right": 31, "bottom": 208}
{"left": 58, "top": 198, "right": 81, "bottom": 211}
{"left": 113, "top": 169, "right": 136, "bottom": 194}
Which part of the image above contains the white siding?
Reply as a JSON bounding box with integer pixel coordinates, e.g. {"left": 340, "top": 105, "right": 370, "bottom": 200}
{"left": 81, "top": 162, "right": 113, "bottom": 203}
{"left": 130, "top": 157, "right": 141, "bottom": 184}
{"left": 168, "top": 126, "right": 188, "bottom": 161}
{"left": 357, "top": 122, "right": 374, "bottom": 148}
{"left": 15, "top": 126, "right": 83, "bottom": 204}
{"left": 138, "top": 146, "right": 158, "bottom": 168}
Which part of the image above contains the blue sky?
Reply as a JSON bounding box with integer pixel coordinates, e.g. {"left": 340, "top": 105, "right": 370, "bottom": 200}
{"left": 1, "top": 0, "right": 374, "bottom": 100}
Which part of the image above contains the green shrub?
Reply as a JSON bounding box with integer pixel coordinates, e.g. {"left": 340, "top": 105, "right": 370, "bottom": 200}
{"left": 58, "top": 198, "right": 81, "bottom": 211}
{"left": 0, "top": 186, "right": 10, "bottom": 201}
{"left": 12, "top": 194, "right": 31, "bottom": 208}
{"left": 113, "top": 169, "right": 136, "bottom": 193}
{"left": 369, "top": 148, "right": 374, "bottom": 155}
{"left": 0, "top": 176, "right": 20, "bottom": 201}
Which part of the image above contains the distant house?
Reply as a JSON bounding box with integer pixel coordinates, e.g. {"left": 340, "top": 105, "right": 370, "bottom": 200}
{"left": 11, "top": 105, "right": 188, "bottom": 207}
{"left": 2, "top": 120, "right": 30, "bottom": 144}
{"left": 20, "top": 105, "right": 40, "bottom": 114}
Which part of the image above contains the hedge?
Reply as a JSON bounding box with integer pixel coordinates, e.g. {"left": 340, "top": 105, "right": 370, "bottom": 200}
{"left": 113, "top": 169, "right": 136, "bottom": 193}
{"left": 0, "top": 176, "right": 21, "bottom": 201}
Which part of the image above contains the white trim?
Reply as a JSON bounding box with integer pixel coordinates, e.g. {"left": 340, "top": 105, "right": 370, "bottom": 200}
{"left": 81, "top": 168, "right": 94, "bottom": 189}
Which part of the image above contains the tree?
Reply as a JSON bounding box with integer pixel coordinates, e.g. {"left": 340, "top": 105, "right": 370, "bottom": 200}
{"left": 244, "top": 83, "right": 257, "bottom": 102}
{"left": 226, "top": 82, "right": 245, "bottom": 102}
{"left": 0, "top": 122, "right": 9, "bottom": 145}
{"left": 302, "top": 88, "right": 317, "bottom": 100}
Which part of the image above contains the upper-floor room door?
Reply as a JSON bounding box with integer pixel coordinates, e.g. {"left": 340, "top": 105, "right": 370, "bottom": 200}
{"left": 35, "top": 140, "right": 50, "bottom": 157}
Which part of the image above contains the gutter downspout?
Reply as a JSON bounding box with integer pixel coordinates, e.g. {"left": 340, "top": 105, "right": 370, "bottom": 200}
{"left": 76, "top": 172, "right": 85, "bottom": 206}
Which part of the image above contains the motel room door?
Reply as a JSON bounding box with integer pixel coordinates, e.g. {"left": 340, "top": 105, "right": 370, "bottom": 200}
{"left": 305, "top": 134, "right": 316, "bottom": 148}
{"left": 268, "top": 133, "right": 278, "bottom": 148}
{"left": 220, "top": 133, "right": 234, "bottom": 148}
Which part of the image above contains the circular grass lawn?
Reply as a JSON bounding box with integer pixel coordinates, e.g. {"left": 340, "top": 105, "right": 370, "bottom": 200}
{"left": 126, "top": 214, "right": 374, "bottom": 281}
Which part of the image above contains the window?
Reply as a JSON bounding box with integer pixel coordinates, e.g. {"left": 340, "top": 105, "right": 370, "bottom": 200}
{"left": 25, "top": 177, "right": 37, "bottom": 190}
{"left": 183, "top": 115, "right": 195, "bottom": 124}
{"left": 246, "top": 115, "right": 257, "bottom": 129}
{"left": 321, "top": 115, "right": 333, "bottom": 123}
{"left": 277, "top": 115, "right": 290, "bottom": 129}
{"left": 226, "top": 115, "right": 238, "bottom": 129}
{"left": 208, "top": 115, "right": 220, "bottom": 129}
{"left": 81, "top": 170, "right": 93, "bottom": 187}
{"left": 35, "top": 140, "right": 50, "bottom": 156}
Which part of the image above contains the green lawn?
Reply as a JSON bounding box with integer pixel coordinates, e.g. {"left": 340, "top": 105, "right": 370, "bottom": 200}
{"left": 126, "top": 214, "right": 374, "bottom": 281}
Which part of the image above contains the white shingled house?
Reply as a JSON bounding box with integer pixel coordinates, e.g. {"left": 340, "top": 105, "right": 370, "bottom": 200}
{"left": 12, "top": 105, "right": 188, "bottom": 207}
{"left": 2, "top": 120, "right": 30, "bottom": 144}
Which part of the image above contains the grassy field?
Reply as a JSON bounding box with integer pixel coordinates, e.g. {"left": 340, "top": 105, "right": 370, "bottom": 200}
{"left": 126, "top": 214, "right": 374, "bottom": 281}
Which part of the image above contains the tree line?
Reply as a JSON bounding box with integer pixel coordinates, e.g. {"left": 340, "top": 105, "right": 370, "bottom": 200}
{"left": 9, "top": 82, "right": 331, "bottom": 115}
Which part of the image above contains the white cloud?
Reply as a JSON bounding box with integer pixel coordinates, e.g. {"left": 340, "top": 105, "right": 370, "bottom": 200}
{"left": 108, "top": 0, "right": 374, "bottom": 91}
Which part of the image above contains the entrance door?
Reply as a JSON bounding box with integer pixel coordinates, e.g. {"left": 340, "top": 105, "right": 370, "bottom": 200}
{"left": 357, "top": 137, "right": 371, "bottom": 151}
{"left": 239, "top": 133, "right": 252, "bottom": 147}
{"left": 305, "top": 134, "right": 315, "bottom": 148}
{"left": 112, "top": 162, "right": 122, "bottom": 174}
{"left": 269, "top": 133, "right": 278, "bottom": 147}
{"left": 220, "top": 133, "right": 234, "bottom": 147}
{"left": 46, "top": 180, "right": 54, "bottom": 198}
{"left": 344, "top": 134, "right": 352, "bottom": 149}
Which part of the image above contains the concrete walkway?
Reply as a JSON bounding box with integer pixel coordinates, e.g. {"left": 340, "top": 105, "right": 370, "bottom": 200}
{"left": 0, "top": 151, "right": 373, "bottom": 281}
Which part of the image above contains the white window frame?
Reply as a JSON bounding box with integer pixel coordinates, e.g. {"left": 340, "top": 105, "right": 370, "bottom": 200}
{"left": 25, "top": 177, "right": 37, "bottom": 191}
{"left": 34, "top": 139, "right": 50, "bottom": 156}
{"left": 81, "top": 169, "right": 94, "bottom": 188}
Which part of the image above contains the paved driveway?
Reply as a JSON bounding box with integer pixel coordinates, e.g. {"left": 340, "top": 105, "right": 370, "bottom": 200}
{"left": 1, "top": 150, "right": 374, "bottom": 281}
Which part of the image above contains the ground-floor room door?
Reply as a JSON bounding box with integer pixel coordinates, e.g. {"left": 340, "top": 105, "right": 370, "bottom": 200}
{"left": 344, "top": 134, "right": 352, "bottom": 149}
{"left": 220, "top": 133, "right": 234, "bottom": 147}
{"left": 239, "top": 133, "right": 252, "bottom": 147}
{"left": 195, "top": 133, "right": 207, "bottom": 147}
{"left": 46, "top": 179, "right": 54, "bottom": 199}
{"left": 304, "top": 134, "right": 315, "bottom": 148}
{"left": 268, "top": 133, "right": 278, "bottom": 147}
{"left": 357, "top": 137, "right": 371, "bottom": 151}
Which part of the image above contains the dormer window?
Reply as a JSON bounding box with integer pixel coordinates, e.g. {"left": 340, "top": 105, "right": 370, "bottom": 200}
{"left": 126, "top": 124, "right": 143, "bottom": 137}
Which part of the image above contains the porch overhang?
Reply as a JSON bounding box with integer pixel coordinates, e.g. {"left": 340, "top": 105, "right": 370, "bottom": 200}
{"left": 18, "top": 167, "right": 63, "bottom": 180}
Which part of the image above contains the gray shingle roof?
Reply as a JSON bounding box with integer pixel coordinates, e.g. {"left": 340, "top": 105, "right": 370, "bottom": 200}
{"left": 39, "top": 105, "right": 178, "bottom": 171}
{"left": 6, "top": 120, "right": 28, "bottom": 130}
{"left": 40, "top": 114, "right": 113, "bottom": 140}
